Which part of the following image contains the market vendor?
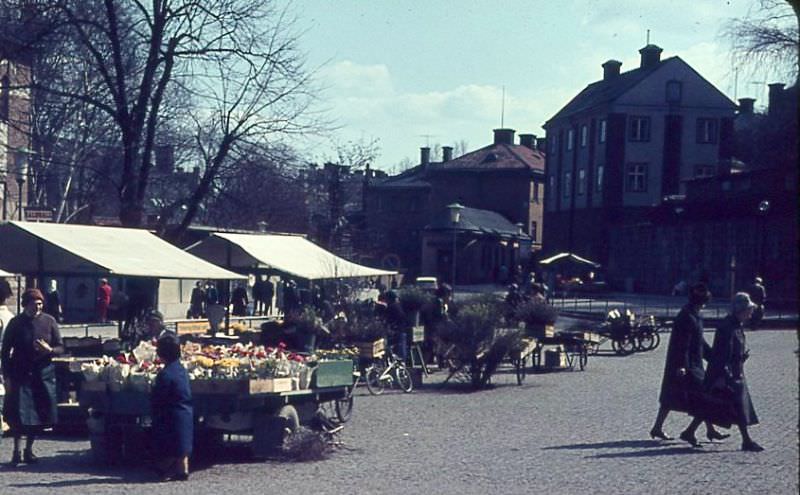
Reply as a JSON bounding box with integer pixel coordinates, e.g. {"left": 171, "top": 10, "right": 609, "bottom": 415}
{"left": 151, "top": 331, "right": 193, "bottom": 481}
{"left": 1, "top": 288, "right": 64, "bottom": 466}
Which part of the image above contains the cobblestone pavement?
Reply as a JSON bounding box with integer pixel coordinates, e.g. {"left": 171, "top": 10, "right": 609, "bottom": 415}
{"left": 1, "top": 329, "right": 797, "bottom": 494}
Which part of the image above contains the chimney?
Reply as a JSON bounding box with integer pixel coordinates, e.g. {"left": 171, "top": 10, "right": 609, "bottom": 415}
{"left": 738, "top": 98, "right": 755, "bottom": 115}
{"left": 536, "top": 137, "right": 546, "bottom": 152}
{"left": 639, "top": 44, "right": 663, "bottom": 69}
{"left": 602, "top": 60, "right": 622, "bottom": 80}
{"left": 420, "top": 147, "right": 430, "bottom": 167}
{"left": 768, "top": 83, "right": 785, "bottom": 116}
{"left": 518, "top": 134, "right": 536, "bottom": 149}
{"left": 493, "top": 128, "right": 515, "bottom": 145}
{"left": 442, "top": 146, "right": 453, "bottom": 162}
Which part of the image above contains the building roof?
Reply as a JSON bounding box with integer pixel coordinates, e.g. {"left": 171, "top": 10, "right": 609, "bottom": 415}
{"left": 546, "top": 56, "right": 678, "bottom": 124}
{"left": 425, "top": 206, "right": 529, "bottom": 239}
{"left": 372, "top": 142, "right": 544, "bottom": 189}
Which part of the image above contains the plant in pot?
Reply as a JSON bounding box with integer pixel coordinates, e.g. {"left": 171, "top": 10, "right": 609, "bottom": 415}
{"left": 513, "top": 300, "right": 558, "bottom": 337}
{"left": 436, "top": 299, "right": 523, "bottom": 389}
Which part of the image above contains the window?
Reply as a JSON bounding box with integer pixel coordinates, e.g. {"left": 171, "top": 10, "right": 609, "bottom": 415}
{"left": 580, "top": 125, "right": 588, "bottom": 147}
{"left": 549, "top": 175, "right": 556, "bottom": 200}
{"left": 694, "top": 164, "right": 715, "bottom": 178}
{"left": 550, "top": 134, "right": 558, "bottom": 153}
{"left": 598, "top": 120, "right": 607, "bottom": 143}
{"left": 0, "top": 75, "right": 9, "bottom": 121}
{"left": 696, "top": 118, "right": 718, "bottom": 144}
{"left": 567, "top": 129, "right": 574, "bottom": 150}
{"left": 596, "top": 165, "right": 604, "bottom": 192}
{"left": 626, "top": 163, "right": 648, "bottom": 192}
{"left": 563, "top": 172, "right": 572, "bottom": 198}
{"left": 629, "top": 116, "right": 651, "bottom": 142}
{"left": 530, "top": 221, "right": 538, "bottom": 242}
{"left": 578, "top": 169, "right": 586, "bottom": 195}
{"left": 666, "top": 80, "right": 682, "bottom": 103}
{"left": 532, "top": 182, "right": 540, "bottom": 202}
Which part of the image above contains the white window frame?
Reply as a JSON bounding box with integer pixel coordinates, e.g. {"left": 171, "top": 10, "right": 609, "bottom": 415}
{"left": 580, "top": 125, "right": 588, "bottom": 147}
{"left": 629, "top": 116, "right": 650, "bottom": 142}
{"left": 626, "top": 163, "right": 648, "bottom": 192}
{"left": 578, "top": 169, "right": 586, "bottom": 195}
{"left": 563, "top": 171, "right": 572, "bottom": 198}
{"left": 598, "top": 120, "right": 607, "bottom": 143}
{"left": 596, "top": 165, "right": 604, "bottom": 192}
{"left": 567, "top": 129, "right": 574, "bottom": 150}
{"left": 696, "top": 118, "right": 718, "bottom": 144}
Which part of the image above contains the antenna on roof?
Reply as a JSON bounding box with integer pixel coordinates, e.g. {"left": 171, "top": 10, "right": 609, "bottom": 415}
{"left": 646, "top": 29, "right": 650, "bottom": 44}
{"left": 417, "top": 134, "right": 437, "bottom": 147}
{"left": 500, "top": 86, "right": 506, "bottom": 128}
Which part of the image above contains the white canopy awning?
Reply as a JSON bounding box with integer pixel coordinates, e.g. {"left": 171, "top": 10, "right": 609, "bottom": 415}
{"left": 539, "top": 252, "right": 601, "bottom": 268}
{"left": 187, "top": 232, "right": 397, "bottom": 280}
{"left": 0, "top": 221, "right": 245, "bottom": 279}
{"left": 0, "top": 267, "right": 15, "bottom": 277}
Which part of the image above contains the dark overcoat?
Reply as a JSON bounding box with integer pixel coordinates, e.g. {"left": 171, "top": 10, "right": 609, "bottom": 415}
{"left": 1, "top": 312, "right": 63, "bottom": 431}
{"left": 151, "top": 359, "right": 194, "bottom": 457}
{"left": 658, "top": 304, "right": 710, "bottom": 412}
{"left": 704, "top": 315, "right": 759, "bottom": 427}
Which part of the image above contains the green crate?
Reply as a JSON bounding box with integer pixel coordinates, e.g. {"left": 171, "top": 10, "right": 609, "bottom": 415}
{"left": 312, "top": 360, "right": 354, "bottom": 388}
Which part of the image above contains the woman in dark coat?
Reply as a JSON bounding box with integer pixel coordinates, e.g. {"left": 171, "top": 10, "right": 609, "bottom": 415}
{"left": 1, "top": 289, "right": 64, "bottom": 466}
{"left": 151, "top": 331, "right": 193, "bottom": 481}
{"left": 649, "top": 283, "right": 726, "bottom": 444}
{"left": 695, "top": 293, "right": 762, "bottom": 451}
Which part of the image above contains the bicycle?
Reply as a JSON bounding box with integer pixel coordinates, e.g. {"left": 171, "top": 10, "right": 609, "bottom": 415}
{"left": 364, "top": 350, "right": 413, "bottom": 395}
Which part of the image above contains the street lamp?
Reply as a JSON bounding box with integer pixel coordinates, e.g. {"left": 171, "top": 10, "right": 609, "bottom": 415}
{"left": 447, "top": 202, "right": 464, "bottom": 290}
{"left": 757, "top": 199, "right": 770, "bottom": 277}
{"left": 15, "top": 150, "right": 28, "bottom": 221}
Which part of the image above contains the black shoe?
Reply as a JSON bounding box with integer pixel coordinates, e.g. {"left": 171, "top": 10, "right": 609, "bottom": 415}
{"left": 649, "top": 428, "right": 673, "bottom": 441}
{"left": 8, "top": 451, "right": 21, "bottom": 467}
{"left": 22, "top": 451, "right": 38, "bottom": 464}
{"left": 741, "top": 441, "right": 764, "bottom": 452}
{"left": 706, "top": 430, "right": 730, "bottom": 442}
{"left": 679, "top": 430, "right": 702, "bottom": 448}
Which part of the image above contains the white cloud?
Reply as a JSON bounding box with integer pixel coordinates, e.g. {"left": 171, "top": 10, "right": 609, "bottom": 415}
{"left": 321, "top": 60, "right": 394, "bottom": 97}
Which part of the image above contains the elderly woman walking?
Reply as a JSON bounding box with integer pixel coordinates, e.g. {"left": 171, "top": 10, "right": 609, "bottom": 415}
{"left": 1, "top": 288, "right": 64, "bottom": 465}
{"left": 681, "top": 292, "right": 764, "bottom": 451}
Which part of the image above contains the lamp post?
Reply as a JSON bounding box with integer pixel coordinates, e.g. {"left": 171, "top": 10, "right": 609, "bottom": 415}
{"left": 1, "top": 172, "right": 7, "bottom": 220}
{"left": 15, "top": 151, "right": 28, "bottom": 221}
{"left": 757, "top": 199, "right": 770, "bottom": 278}
{"left": 447, "top": 203, "right": 464, "bottom": 292}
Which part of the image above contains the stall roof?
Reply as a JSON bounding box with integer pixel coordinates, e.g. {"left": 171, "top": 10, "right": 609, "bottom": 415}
{"left": 0, "top": 221, "right": 245, "bottom": 279}
{"left": 538, "top": 252, "right": 601, "bottom": 268}
{"left": 187, "top": 232, "right": 397, "bottom": 280}
{"left": 0, "top": 267, "right": 14, "bottom": 277}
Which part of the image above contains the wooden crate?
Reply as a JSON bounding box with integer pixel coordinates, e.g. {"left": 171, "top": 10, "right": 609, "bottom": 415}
{"left": 190, "top": 377, "right": 292, "bottom": 395}
{"left": 544, "top": 348, "right": 567, "bottom": 368}
{"left": 357, "top": 338, "right": 385, "bottom": 358}
{"left": 411, "top": 325, "right": 425, "bottom": 343}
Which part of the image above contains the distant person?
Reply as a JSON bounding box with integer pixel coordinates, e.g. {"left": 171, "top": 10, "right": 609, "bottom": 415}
{"left": 96, "top": 278, "right": 112, "bottom": 323}
{"left": 231, "top": 283, "right": 249, "bottom": 316}
{"left": 151, "top": 331, "right": 192, "bottom": 481}
{"left": 1, "top": 289, "right": 64, "bottom": 466}
{"left": 44, "top": 280, "right": 63, "bottom": 323}
{"left": 380, "top": 290, "right": 408, "bottom": 360}
{"left": 188, "top": 281, "right": 205, "bottom": 319}
{"left": 261, "top": 277, "right": 275, "bottom": 315}
{"left": 204, "top": 281, "right": 219, "bottom": 307}
{"left": 649, "top": 283, "right": 727, "bottom": 444}
{"left": 746, "top": 277, "right": 766, "bottom": 329}
{"left": 283, "top": 280, "right": 300, "bottom": 317}
{"left": 0, "top": 279, "right": 14, "bottom": 334}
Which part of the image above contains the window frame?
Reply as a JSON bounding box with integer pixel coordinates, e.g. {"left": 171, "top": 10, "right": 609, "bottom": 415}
{"left": 598, "top": 119, "right": 607, "bottom": 143}
{"left": 666, "top": 80, "right": 683, "bottom": 104}
{"left": 580, "top": 125, "right": 588, "bottom": 147}
{"left": 625, "top": 162, "right": 648, "bottom": 192}
{"left": 628, "top": 116, "right": 651, "bottom": 142}
{"left": 567, "top": 129, "right": 574, "bottom": 150}
{"left": 577, "top": 169, "right": 586, "bottom": 195}
{"left": 563, "top": 171, "right": 572, "bottom": 198}
{"left": 696, "top": 118, "right": 719, "bottom": 144}
{"left": 596, "top": 164, "right": 604, "bottom": 192}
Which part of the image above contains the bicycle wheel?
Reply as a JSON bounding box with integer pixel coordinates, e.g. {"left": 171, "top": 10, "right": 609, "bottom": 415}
{"left": 637, "top": 331, "right": 656, "bottom": 352}
{"left": 365, "top": 365, "right": 385, "bottom": 395}
{"left": 612, "top": 336, "right": 635, "bottom": 355}
{"left": 395, "top": 364, "right": 414, "bottom": 393}
{"left": 335, "top": 390, "right": 354, "bottom": 423}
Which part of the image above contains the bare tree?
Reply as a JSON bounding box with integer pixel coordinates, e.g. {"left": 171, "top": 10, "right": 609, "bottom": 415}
{"left": 725, "top": 0, "right": 799, "bottom": 83}
{"left": 329, "top": 136, "right": 381, "bottom": 171}
{"left": 6, "top": 0, "right": 322, "bottom": 231}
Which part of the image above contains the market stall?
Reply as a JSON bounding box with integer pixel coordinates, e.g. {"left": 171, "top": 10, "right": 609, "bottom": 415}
{"left": 78, "top": 341, "right": 355, "bottom": 463}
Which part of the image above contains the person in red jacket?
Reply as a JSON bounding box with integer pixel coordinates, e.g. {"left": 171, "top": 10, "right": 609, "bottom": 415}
{"left": 96, "top": 279, "right": 112, "bottom": 323}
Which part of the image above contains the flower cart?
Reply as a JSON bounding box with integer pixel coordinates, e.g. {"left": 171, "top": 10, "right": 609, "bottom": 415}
{"left": 78, "top": 341, "right": 355, "bottom": 464}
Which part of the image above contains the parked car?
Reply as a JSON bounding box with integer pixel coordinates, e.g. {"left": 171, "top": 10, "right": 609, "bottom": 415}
{"left": 414, "top": 276, "right": 438, "bottom": 293}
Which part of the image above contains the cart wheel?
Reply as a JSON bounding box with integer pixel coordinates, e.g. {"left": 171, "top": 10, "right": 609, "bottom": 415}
{"left": 579, "top": 349, "right": 588, "bottom": 371}
{"left": 612, "top": 336, "right": 636, "bottom": 355}
{"left": 650, "top": 331, "right": 661, "bottom": 351}
{"left": 335, "top": 391, "right": 354, "bottom": 423}
{"left": 395, "top": 364, "right": 414, "bottom": 393}
{"left": 637, "top": 332, "right": 656, "bottom": 352}
{"left": 514, "top": 357, "right": 526, "bottom": 385}
{"left": 365, "top": 365, "right": 385, "bottom": 395}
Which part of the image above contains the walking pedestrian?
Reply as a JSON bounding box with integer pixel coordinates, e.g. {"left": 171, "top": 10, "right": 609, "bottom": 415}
{"left": 649, "top": 282, "right": 728, "bottom": 444}
{"left": 151, "top": 331, "right": 193, "bottom": 481}
{"left": 231, "top": 283, "right": 249, "bottom": 316}
{"left": 188, "top": 281, "right": 205, "bottom": 319}
{"left": 683, "top": 293, "right": 764, "bottom": 452}
{"left": 1, "top": 289, "right": 64, "bottom": 466}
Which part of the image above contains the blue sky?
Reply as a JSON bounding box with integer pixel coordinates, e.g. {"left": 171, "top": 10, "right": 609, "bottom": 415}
{"left": 287, "top": 1, "right": 776, "bottom": 170}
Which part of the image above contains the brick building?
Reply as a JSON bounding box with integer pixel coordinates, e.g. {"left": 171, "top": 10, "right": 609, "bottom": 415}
{"left": 0, "top": 35, "right": 32, "bottom": 221}
{"left": 363, "top": 129, "right": 546, "bottom": 281}
{"left": 542, "top": 44, "right": 737, "bottom": 267}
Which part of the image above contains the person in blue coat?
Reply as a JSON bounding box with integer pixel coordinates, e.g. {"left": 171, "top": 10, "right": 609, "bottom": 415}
{"left": 151, "top": 331, "right": 193, "bottom": 481}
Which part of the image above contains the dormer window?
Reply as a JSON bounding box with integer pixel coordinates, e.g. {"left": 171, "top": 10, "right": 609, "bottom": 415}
{"left": 666, "top": 80, "right": 682, "bottom": 103}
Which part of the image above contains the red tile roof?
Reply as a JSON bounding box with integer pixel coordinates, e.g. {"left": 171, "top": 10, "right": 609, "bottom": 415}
{"left": 431, "top": 143, "right": 544, "bottom": 172}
